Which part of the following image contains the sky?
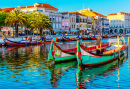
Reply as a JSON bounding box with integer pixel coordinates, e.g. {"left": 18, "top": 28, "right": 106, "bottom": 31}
{"left": 0, "top": 0, "right": 130, "bottom": 15}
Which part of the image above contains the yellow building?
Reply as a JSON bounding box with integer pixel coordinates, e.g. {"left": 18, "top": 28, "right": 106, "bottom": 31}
{"left": 107, "top": 12, "right": 130, "bottom": 34}
{"left": 78, "top": 8, "right": 109, "bottom": 34}
{"left": 77, "top": 8, "right": 105, "bottom": 17}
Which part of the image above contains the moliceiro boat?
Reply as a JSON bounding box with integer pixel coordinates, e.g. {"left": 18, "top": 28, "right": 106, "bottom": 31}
{"left": 4, "top": 38, "right": 43, "bottom": 46}
{"left": 62, "top": 37, "right": 78, "bottom": 41}
{"left": 48, "top": 38, "right": 111, "bottom": 64}
{"left": 48, "top": 38, "right": 77, "bottom": 63}
{"left": 82, "top": 37, "right": 97, "bottom": 40}
{"left": 76, "top": 40, "right": 127, "bottom": 67}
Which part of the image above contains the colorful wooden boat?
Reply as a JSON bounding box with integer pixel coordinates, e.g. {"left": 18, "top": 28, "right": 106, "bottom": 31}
{"left": 62, "top": 37, "right": 78, "bottom": 41}
{"left": 48, "top": 38, "right": 111, "bottom": 64}
{"left": 4, "top": 38, "right": 43, "bottom": 46}
{"left": 76, "top": 40, "right": 126, "bottom": 67}
{"left": 76, "top": 54, "right": 125, "bottom": 88}
{"left": 82, "top": 37, "right": 97, "bottom": 40}
{"left": 48, "top": 38, "right": 77, "bottom": 63}
{"left": 102, "top": 36, "right": 109, "bottom": 38}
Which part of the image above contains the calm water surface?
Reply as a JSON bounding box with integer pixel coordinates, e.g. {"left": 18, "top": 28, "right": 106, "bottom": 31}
{"left": 0, "top": 37, "right": 130, "bottom": 89}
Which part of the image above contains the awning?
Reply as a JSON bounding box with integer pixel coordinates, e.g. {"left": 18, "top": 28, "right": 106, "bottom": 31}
{"left": 53, "top": 30, "right": 64, "bottom": 32}
{"left": 1, "top": 27, "right": 9, "bottom": 31}
{"left": 71, "top": 29, "right": 78, "bottom": 32}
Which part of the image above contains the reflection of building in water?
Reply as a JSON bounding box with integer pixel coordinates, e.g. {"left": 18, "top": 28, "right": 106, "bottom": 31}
{"left": 76, "top": 55, "right": 125, "bottom": 88}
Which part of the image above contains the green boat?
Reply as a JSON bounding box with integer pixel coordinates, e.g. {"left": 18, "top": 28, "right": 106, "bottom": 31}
{"left": 76, "top": 54, "right": 126, "bottom": 88}
{"left": 76, "top": 40, "right": 127, "bottom": 67}
{"left": 48, "top": 38, "right": 77, "bottom": 63}
{"left": 48, "top": 38, "right": 111, "bottom": 64}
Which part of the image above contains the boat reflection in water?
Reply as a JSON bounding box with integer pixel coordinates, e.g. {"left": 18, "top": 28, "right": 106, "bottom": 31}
{"left": 76, "top": 55, "right": 126, "bottom": 89}
{"left": 48, "top": 61, "right": 77, "bottom": 88}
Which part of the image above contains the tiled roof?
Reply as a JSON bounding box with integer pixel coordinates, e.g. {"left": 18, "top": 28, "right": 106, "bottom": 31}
{"left": 1, "top": 7, "right": 15, "bottom": 12}
{"left": 61, "top": 12, "right": 87, "bottom": 16}
{"left": 0, "top": 3, "right": 58, "bottom": 12}
{"left": 21, "top": 3, "right": 58, "bottom": 10}
{"left": 108, "top": 12, "right": 130, "bottom": 16}
{"left": 92, "top": 11, "right": 106, "bottom": 17}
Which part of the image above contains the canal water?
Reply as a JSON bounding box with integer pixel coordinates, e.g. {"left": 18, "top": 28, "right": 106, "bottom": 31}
{"left": 0, "top": 37, "right": 130, "bottom": 89}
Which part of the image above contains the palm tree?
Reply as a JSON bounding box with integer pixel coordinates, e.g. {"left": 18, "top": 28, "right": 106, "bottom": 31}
{"left": 0, "top": 11, "right": 7, "bottom": 31}
{"left": 5, "top": 9, "right": 27, "bottom": 37}
{"left": 27, "top": 12, "right": 52, "bottom": 37}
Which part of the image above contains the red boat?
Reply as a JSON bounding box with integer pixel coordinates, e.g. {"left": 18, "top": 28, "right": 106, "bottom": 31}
{"left": 102, "top": 36, "right": 109, "bottom": 38}
{"left": 82, "top": 37, "right": 97, "bottom": 40}
{"left": 62, "top": 37, "right": 78, "bottom": 41}
{"left": 4, "top": 39, "right": 43, "bottom": 46}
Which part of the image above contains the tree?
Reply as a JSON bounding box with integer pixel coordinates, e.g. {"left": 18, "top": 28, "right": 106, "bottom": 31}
{"left": 5, "top": 9, "right": 27, "bottom": 37}
{"left": 27, "top": 12, "right": 52, "bottom": 36}
{"left": 0, "top": 11, "right": 7, "bottom": 31}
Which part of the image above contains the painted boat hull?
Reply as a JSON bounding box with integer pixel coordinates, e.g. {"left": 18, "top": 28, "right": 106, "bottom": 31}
{"left": 81, "top": 53, "right": 124, "bottom": 67}
{"left": 48, "top": 38, "right": 76, "bottom": 64}
{"left": 54, "top": 55, "right": 76, "bottom": 63}
{"left": 82, "top": 37, "right": 97, "bottom": 40}
{"left": 6, "top": 41, "right": 43, "bottom": 46}
{"left": 102, "top": 36, "right": 109, "bottom": 38}
{"left": 76, "top": 54, "right": 125, "bottom": 86}
{"left": 62, "top": 37, "right": 77, "bottom": 41}
{"left": 76, "top": 40, "right": 126, "bottom": 67}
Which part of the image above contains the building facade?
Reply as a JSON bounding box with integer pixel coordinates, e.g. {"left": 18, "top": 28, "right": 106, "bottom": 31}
{"left": 78, "top": 8, "right": 109, "bottom": 34}
{"left": 107, "top": 12, "right": 130, "bottom": 34}
{"left": 61, "top": 12, "right": 92, "bottom": 34}
{"left": 94, "top": 16, "right": 109, "bottom": 34}
{"left": 0, "top": 3, "right": 62, "bottom": 34}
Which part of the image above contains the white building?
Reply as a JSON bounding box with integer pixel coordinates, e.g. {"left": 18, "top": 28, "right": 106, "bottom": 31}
{"left": 94, "top": 16, "right": 109, "bottom": 34}
{"left": 61, "top": 12, "right": 92, "bottom": 34}
{"left": 1, "top": 3, "right": 62, "bottom": 35}
{"left": 107, "top": 12, "right": 130, "bottom": 34}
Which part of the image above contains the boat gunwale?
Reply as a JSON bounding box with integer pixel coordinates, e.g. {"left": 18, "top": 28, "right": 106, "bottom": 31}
{"left": 80, "top": 43, "right": 115, "bottom": 56}
{"left": 55, "top": 44, "right": 75, "bottom": 55}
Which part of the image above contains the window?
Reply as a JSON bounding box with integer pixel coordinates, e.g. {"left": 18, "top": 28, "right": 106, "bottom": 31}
{"left": 53, "top": 23, "right": 55, "bottom": 29}
{"left": 65, "top": 22, "right": 66, "bottom": 26}
{"left": 80, "top": 24, "right": 82, "bottom": 27}
{"left": 56, "top": 23, "right": 58, "bottom": 29}
{"left": 59, "top": 24, "right": 61, "bottom": 29}
{"left": 88, "top": 25, "right": 91, "bottom": 28}
{"left": 77, "top": 25, "right": 78, "bottom": 28}
{"left": 80, "top": 18, "right": 82, "bottom": 22}
{"left": 62, "top": 23, "right": 64, "bottom": 26}
{"left": 50, "top": 18, "right": 52, "bottom": 21}
{"left": 59, "top": 17, "right": 62, "bottom": 22}
{"left": 72, "top": 18, "right": 73, "bottom": 22}
{"left": 74, "top": 24, "right": 75, "bottom": 29}
{"left": 53, "top": 18, "right": 55, "bottom": 22}
{"left": 37, "top": 10, "right": 43, "bottom": 12}
{"left": 56, "top": 17, "right": 58, "bottom": 22}
{"left": 67, "top": 23, "right": 68, "bottom": 26}
{"left": 72, "top": 25, "right": 73, "bottom": 29}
